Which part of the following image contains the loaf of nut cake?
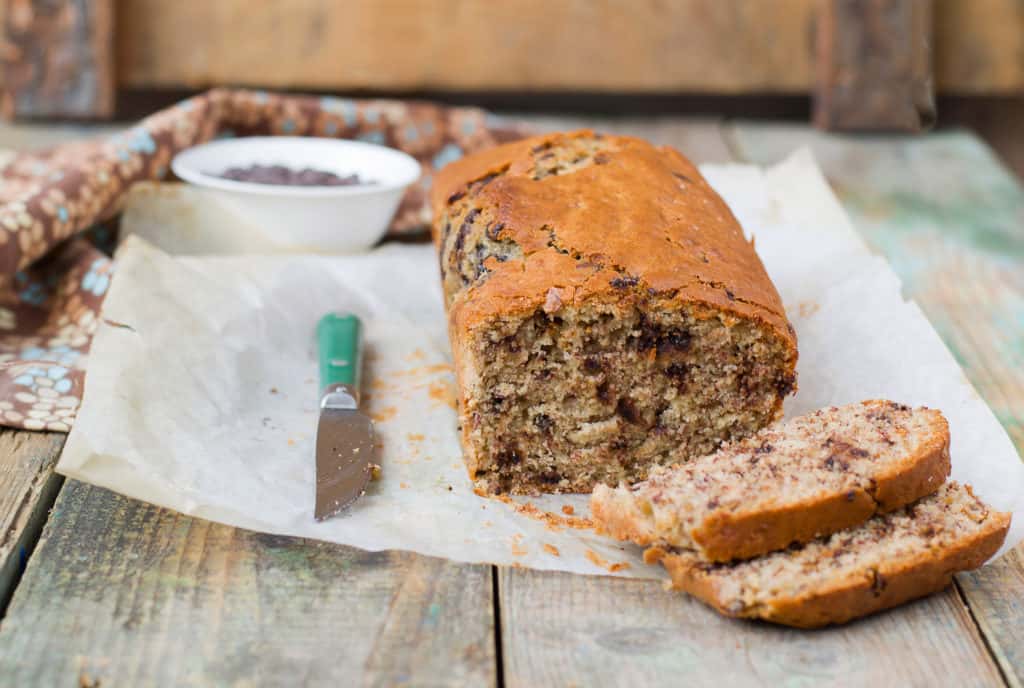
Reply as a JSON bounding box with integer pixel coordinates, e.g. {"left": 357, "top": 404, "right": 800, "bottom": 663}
{"left": 431, "top": 130, "right": 798, "bottom": 494}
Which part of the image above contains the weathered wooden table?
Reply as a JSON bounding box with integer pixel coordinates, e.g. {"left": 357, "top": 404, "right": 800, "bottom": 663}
{"left": 0, "top": 117, "right": 1021, "bottom": 687}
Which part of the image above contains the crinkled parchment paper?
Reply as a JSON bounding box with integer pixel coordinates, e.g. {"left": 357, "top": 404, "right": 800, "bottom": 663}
{"left": 58, "top": 151, "right": 1024, "bottom": 578}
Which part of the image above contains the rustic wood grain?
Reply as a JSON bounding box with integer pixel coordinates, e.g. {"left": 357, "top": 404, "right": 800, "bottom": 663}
{"left": 1, "top": 0, "right": 115, "bottom": 119}
{"left": 935, "top": 0, "right": 1024, "bottom": 94}
{"left": 813, "top": 0, "right": 935, "bottom": 131}
{"left": 115, "top": 0, "right": 817, "bottom": 92}
{"left": 0, "top": 481, "right": 496, "bottom": 687}
{"left": 0, "top": 429, "right": 63, "bottom": 612}
{"left": 113, "top": 0, "right": 1024, "bottom": 95}
{"left": 498, "top": 567, "right": 1004, "bottom": 687}
{"left": 959, "top": 548, "right": 1024, "bottom": 688}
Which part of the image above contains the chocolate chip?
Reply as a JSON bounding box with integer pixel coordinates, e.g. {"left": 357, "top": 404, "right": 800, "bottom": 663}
{"left": 610, "top": 275, "right": 639, "bottom": 289}
{"left": 470, "top": 171, "right": 500, "bottom": 192}
{"left": 486, "top": 222, "right": 506, "bottom": 241}
{"left": 596, "top": 381, "right": 612, "bottom": 403}
{"left": 594, "top": 152, "right": 611, "bottom": 165}
{"left": 657, "top": 330, "right": 691, "bottom": 355}
{"left": 756, "top": 443, "right": 773, "bottom": 454}
{"left": 583, "top": 357, "right": 602, "bottom": 374}
{"left": 725, "top": 289, "right": 735, "bottom": 301}
{"left": 665, "top": 363, "right": 688, "bottom": 383}
{"left": 845, "top": 490, "right": 857, "bottom": 502}
{"left": 533, "top": 414, "right": 553, "bottom": 432}
{"left": 707, "top": 498, "right": 720, "bottom": 509}
{"left": 539, "top": 471, "right": 562, "bottom": 484}
{"left": 672, "top": 171, "right": 693, "bottom": 184}
{"left": 616, "top": 398, "right": 640, "bottom": 424}
{"left": 871, "top": 571, "right": 887, "bottom": 595}
{"left": 495, "top": 449, "right": 522, "bottom": 468}
{"left": 775, "top": 373, "right": 796, "bottom": 397}
{"left": 447, "top": 189, "right": 466, "bottom": 204}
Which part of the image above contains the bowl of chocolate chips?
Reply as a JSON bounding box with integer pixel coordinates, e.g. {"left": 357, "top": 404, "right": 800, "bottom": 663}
{"left": 171, "top": 136, "right": 421, "bottom": 253}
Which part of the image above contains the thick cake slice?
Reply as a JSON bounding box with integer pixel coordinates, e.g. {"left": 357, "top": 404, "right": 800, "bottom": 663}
{"left": 650, "top": 482, "right": 1009, "bottom": 628}
{"left": 592, "top": 401, "right": 951, "bottom": 562}
{"left": 432, "top": 130, "right": 797, "bottom": 494}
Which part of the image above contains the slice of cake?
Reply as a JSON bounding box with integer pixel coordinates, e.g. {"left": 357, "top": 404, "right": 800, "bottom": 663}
{"left": 649, "top": 482, "right": 1009, "bottom": 628}
{"left": 592, "top": 401, "right": 950, "bottom": 562}
{"left": 431, "top": 130, "right": 798, "bottom": 494}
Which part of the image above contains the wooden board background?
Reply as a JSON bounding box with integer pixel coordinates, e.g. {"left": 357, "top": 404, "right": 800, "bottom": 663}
{"left": 114, "top": 0, "right": 1024, "bottom": 94}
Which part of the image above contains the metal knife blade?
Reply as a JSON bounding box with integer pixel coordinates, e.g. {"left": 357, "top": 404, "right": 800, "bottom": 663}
{"left": 315, "top": 404, "right": 375, "bottom": 521}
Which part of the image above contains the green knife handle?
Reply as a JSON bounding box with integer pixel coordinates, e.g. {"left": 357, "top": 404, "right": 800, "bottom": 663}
{"left": 317, "top": 313, "right": 362, "bottom": 394}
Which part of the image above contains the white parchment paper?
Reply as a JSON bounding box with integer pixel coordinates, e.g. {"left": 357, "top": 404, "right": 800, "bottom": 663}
{"left": 57, "top": 151, "right": 1024, "bottom": 578}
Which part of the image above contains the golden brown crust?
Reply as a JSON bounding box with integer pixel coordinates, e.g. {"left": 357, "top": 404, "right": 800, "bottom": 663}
{"left": 660, "top": 495, "right": 1010, "bottom": 628}
{"left": 693, "top": 488, "right": 879, "bottom": 564}
{"left": 433, "top": 131, "right": 796, "bottom": 344}
{"left": 871, "top": 410, "right": 950, "bottom": 511}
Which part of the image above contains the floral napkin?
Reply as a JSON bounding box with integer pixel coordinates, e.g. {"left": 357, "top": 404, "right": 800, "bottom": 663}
{"left": 0, "top": 88, "right": 523, "bottom": 431}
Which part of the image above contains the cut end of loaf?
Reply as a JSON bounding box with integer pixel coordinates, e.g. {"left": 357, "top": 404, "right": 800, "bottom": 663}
{"left": 462, "top": 298, "right": 795, "bottom": 494}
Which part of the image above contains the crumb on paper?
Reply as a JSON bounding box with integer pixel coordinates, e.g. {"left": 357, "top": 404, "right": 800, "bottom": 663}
{"left": 482, "top": 520, "right": 493, "bottom": 527}
{"left": 427, "top": 380, "right": 458, "bottom": 410}
{"left": 479, "top": 492, "right": 594, "bottom": 531}
{"left": 543, "top": 543, "right": 560, "bottom": 557}
{"left": 404, "top": 348, "right": 426, "bottom": 362}
{"left": 370, "top": 406, "right": 397, "bottom": 422}
{"left": 399, "top": 482, "right": 410, "bottom": 489}
{"left": 510, "top": 534, "right": 528, "bottom": 557}
{"left": 369, "top": 464, "right": 382, "bottom": 481}
{"left": 407, "top": 432, "right": 425, "bottom": 442}
{"left": 561, "top": 505, "right": 575, "bottom": 516}
{"left": 584, "top": 550, "right": 630, "bottom": 572}
{"left": 270, "top": 387, "right": 279, "bottom": 394}
{"left": 391, "top": 363, "right": 453, "bottom": 378}
{"left": 797, "top": 300, "right": 820, "bottom": 318}
{"left": 287, "top": 438, "right": 296, "bottom": 446}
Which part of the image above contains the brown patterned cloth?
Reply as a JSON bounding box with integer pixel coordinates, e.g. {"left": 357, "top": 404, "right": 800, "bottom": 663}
{"left": 0, "top": 88, "right": 525, "bottom": 431}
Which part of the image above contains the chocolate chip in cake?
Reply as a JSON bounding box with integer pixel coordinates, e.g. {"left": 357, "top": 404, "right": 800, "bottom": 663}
{"left": 610, "top": 275, "right": 639, "bottom": 289}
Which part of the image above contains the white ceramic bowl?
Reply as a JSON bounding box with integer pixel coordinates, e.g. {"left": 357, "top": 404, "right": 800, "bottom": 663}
{"left": 171, "top": 137, "right": 421, "bottom": 253}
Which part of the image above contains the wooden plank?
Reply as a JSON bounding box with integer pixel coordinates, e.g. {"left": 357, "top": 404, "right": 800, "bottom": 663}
{"left": 115, "top": 0, "right": 817, "bottom": 93}
{"left": 729, "top": 121, "right": 1024, "bottom": 688}
{"left": 0, "top": 481, "right": 496, "bottom": 686}
{"left": 934, "top": 0, "right": 1024, "bottom": 94}
{"left": 1, "top": 0, "right": 115, "bottom": 119}
{"left": 0, "top": 430, "right": 64, "bottom": 612}
{"left": 813, "top": 0, "right": 935, "bottom": 132}
{"left": 958, "top": 548, "right": 1024, "bottom": 688}
{"left": 498, "top": 567, "right": 1004, "bottom": 687}
{"left": 113, "top": 0, "right": 1024, "bottom": 95}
